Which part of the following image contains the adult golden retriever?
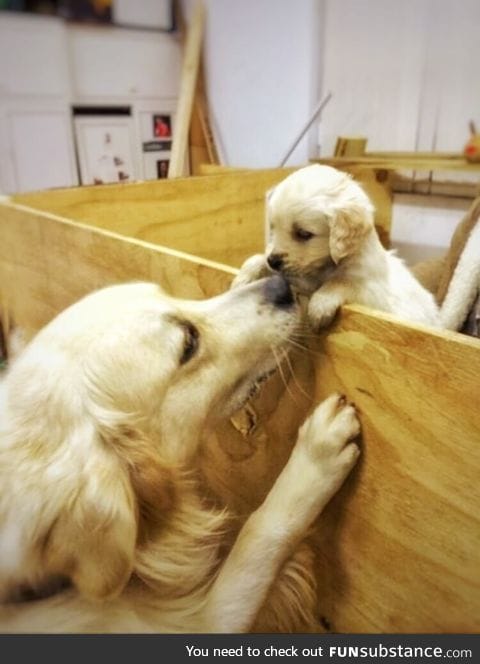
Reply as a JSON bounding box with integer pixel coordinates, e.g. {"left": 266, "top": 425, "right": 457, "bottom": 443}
{"left": 0, "top": 278, "right": 359, "bottom": 632}
{"left": 233, "top": 164, "right": 440, "bottom": 328}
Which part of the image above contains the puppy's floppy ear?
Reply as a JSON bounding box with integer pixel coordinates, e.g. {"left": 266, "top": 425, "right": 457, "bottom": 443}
{"left": 265, "top": 185, "right": 277, "bottom": 246}
{"left": 266, "top": 185, "right": 277, "bottom": 202}
{"left": 42, "top": 425, "right": 176, "bottom": 601}
{"left": 328, "top": 203, "right": 374, "bottom": 264}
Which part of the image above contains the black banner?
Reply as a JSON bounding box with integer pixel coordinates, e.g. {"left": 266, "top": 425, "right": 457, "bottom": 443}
{"left": 0, "top": 633, "right": 477, "bottom": 663}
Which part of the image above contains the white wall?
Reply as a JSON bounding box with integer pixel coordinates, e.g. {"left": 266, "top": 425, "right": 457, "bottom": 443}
{"left": 319, "top": 0, "right": 480, "bottom": 157}
{"left": 194, "top": 0, "right": 480, "bottom": 165}
{"left": 320, "top": 0, "right": 430, "bottom": 154}
{"left": 184, "top": 0, "right": 324, "bottom": 168}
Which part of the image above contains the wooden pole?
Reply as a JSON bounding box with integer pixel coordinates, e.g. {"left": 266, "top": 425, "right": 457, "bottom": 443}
{"left": 168, "top": 0, "right": 205, "bottom": 178}
{"left": 334, "top": 136, "right": 368, "bottom": 157}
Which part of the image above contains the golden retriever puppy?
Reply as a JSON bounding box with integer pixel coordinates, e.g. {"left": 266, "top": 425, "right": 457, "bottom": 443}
{"left": 0, "top": 278, "right": 360, "bottom": 632}
{"left": 233, "top": 164, "right": 440, "bottom": 328}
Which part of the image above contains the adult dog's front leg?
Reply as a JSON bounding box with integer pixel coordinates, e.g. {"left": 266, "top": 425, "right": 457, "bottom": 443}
{"left": 201, "top": 394, "right": 360, "bottom": 632}
{"left": 230, "top": 254, "right": 270, "bottom": 289}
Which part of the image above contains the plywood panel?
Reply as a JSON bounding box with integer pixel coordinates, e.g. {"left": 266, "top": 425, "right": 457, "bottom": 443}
{"left": 13, "top": 168, "right": 392, "bottom": 265}
{"left": 13, "top": 172, "right": 288, "bottom": 268}
{"left": 311, "top": 306, "right": 480, "bottom": 632}
{"left": 0, "top": 202, "right": 234, "bottom": 340}
{"left": 315, "top": 155, "right": 480, "bottom": 173}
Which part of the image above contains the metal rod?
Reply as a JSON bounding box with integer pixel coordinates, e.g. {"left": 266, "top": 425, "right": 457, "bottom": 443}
{"left": 278, "top": 91, "right": 333, "bottom": 167}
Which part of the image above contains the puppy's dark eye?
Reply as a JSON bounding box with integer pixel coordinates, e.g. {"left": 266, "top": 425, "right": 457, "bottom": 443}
{"left": 293, "top": 227, "right": 314, "bottom": 242}
{"left": 180, "top": 322, "right": 199, "bottom": 365}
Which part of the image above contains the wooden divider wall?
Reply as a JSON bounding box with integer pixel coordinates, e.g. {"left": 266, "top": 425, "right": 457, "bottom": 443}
{"left": 0, "top": 171, "right": 478, "bottom": 632}
{"left": 12, "top": 168, "right": 392, "bottom": 265}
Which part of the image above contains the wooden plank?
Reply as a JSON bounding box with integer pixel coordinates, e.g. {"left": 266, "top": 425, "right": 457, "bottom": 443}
{"left": 199, "top": 166, "right": 392, "bottom": 245}
{"left": 200, "top": 164, "right": 393, "bottom": 248}
{"left": 314, "top": 155, "right": 480, "bottom": 173}
{"left": 368, "top": 150, "right": 463, "bottom": 160}
{"left": 0, "top": 202, "right": 234, "bottom": 340}
{"left": 393, "top": 174, "right": 480, "bottom": 199}
{"left": 311, "top": 305, "right": 480, "bottom": 632}
{"left": 13, "top": 168, "right": 392, "bottom": 257}
{"left": 12, "top": 172, "right": 290, "bottom": 268}
{"left": 168, "top": 0, "right": 205, "bottom": 178}
{"left": 334, "top": 136, "right": 367, "bottom": 157}
{"left": 189, "top": 62, "right": 219, "bottom": 174}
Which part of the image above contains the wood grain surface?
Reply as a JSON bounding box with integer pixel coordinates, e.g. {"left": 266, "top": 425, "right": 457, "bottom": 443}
{"left": 13, "top": 168, "right": 392, "bottom": 263}
{"left": 1, "top": 183, "right": 479, "bottom": 632}
{"left": 0, "top": 202, "right": 234, "bottom": 340}
{"left": 311, "top": 305, "right": 480, "bottom": 632}
{"left": 314, "top": 155, "right": 480, "bottom": 173}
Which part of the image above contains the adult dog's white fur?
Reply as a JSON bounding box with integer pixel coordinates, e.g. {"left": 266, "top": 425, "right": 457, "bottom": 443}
{"left": 0, "top": 279, "right": 360, "bottom": 632}
{"left": 233, "top": 164, "right": 440, "bottom": 328}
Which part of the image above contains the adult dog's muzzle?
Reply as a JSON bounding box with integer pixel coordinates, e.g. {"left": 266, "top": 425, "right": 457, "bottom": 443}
{"left": 262, "top": 275, "right": 295, "bottom": 308}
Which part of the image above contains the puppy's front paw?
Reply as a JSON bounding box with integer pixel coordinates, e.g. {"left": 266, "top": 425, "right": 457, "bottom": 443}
{"left": 230, "top": 254, "right": 269, "bottom": 290}
{"left": 307, "top": 292, "right": 341, "bottom": 330}
{"left": 297, "top": 393, "right": 361, "bottom": 501}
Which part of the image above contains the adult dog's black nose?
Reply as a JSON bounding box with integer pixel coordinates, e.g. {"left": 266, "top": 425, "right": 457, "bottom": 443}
{"left": 267, "top": 253, "right": 284, "bottom": 271}
{"left": 263, "top": 275, "right": 294, "bottom": 308}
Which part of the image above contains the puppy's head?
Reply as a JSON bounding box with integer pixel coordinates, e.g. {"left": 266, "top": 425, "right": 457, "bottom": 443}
{"left": 1, "top": 279, "right": 299, "bottom": 601}
{"left": 265, "top": 164, "right": 375, "bottom": 293}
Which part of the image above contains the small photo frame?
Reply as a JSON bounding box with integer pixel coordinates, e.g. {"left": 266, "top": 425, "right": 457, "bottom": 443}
{"left": 157, "top": 159, "right": 170, "bottom": 179}
{"left": 153, "top": 114, "right": 172, "bottom": 138}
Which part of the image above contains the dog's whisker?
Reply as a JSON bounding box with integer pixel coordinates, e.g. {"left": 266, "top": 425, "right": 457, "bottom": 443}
{"left": 278, "top": 348, "right": 312, "bottom": 403}
{"left": 288, "top": 337, "right": 315, "bottom": 354}
{"left": 271, "top": 347, "right": 303, "bottom": 407}
{"left": 289, "top": 337, "right": 327, "bottom": 358}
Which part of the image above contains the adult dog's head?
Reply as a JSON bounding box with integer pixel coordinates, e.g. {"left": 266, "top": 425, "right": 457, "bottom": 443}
{"left": 0, "top": 278, "right": 299, "bottom": 604}
{"left": 265, "top": 164, "right": 375, "bottom": 294}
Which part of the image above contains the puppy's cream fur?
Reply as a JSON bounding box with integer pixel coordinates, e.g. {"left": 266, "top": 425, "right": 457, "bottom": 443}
{"left": 0, "top": 280, "right": 360, "bottom": 632}
{"left": 233, "top": 164, "right": 440, "bottom": 328}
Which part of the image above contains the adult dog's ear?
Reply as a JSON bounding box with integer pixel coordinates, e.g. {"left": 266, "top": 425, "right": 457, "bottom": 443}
{"left": 42, "top": 425, "right": 176, "bottom": 601}
{"left": 329, "top": 203, "right": 374, "bottom": 264}
{"left": 116, "top": 426, "right": 177, "bottom": 544}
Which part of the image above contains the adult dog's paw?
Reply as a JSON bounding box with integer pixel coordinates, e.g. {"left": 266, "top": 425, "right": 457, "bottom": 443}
{"left": 297, "top": 393, "right": 361, "bottom": 499}
{"left": 230, "top": 254, "right": 269, "bottom": 290}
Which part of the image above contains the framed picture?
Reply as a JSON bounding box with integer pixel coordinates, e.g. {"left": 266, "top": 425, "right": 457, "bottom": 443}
{"left": 156, "top": 159, "right": 169, "bottom": 179}
{"left": 74, "top": 116, "right": 137, "bottom": 185}
{"left": 140, "top": 110, "right": 174, "bottom": 180}
{"left": 153, "top": 114, "right": 171, "bottom": 139}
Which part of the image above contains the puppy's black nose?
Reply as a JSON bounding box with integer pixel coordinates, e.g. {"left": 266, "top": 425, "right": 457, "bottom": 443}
{"left": 267, "top": 253, "right": 284, "bottom": 271}
{"left": 263, "top": 275, "right": 294, "bottom": 308}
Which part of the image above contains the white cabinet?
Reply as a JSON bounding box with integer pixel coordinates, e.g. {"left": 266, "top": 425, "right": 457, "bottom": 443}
{"left": 69, "top": 26, "right": 181, "bottom": 102}
{"left": 112, "top": 0, "right": 173, "bottom": 30}
{"left": 0, "top": 13, "right": 70, "bottom": 98}
{"left": 8, "top": 109, "right": 77, "bottom": 193}
{"left": 0, "top": 13, "right": 180, "bottom": 193}
{"left": 0, "top": 13, "right": 78, "bottom": 193}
